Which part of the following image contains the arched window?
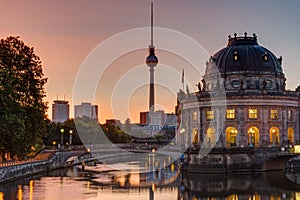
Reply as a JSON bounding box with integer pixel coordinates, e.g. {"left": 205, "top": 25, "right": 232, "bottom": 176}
{"left": 206, "top": 127, "right": 216, "bottom": 147}
{"left": 248, "top": 126, "right": 259, "bottom": 147}
{"left": 225, "top": 127, "right": 238, "bottom": 147}
{"left": 192, "top": 128, "right": 198, "bottom": 144}
{"left": 233, "top": 51, "right": 239, "bottom": 61}
{"left": 192, "top": 111, "right": 197, "bottom": 121}
{"left": 269, "top": 127, "right": 280, "bottom": 146}
{"left": 288, "top": 127, "right": 294, "bottom": 144}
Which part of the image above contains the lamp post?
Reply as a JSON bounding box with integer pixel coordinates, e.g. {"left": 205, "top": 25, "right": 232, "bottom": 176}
{"left": 69, "top": 130, "right": 73, "bottom": 147}
{"left": 249, "top": 128, "right": 254, "bottom": 147}
{"left": 60, "top": 128, "right": 64, "bottom": 148}
{"left": 272, "top": 128, "right": 276, "bottom": 147}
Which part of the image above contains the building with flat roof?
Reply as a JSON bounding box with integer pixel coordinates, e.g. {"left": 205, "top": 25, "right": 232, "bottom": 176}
{"left": 74, "top": 102, "right": 98, "bottom": 120}
{"left": 52, "top": 100, "right": 69, "bottom": 123}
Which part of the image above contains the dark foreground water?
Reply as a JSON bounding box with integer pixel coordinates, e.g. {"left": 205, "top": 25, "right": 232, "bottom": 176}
{"left": 0, "top": 163, "right": 300, "bottom": 200}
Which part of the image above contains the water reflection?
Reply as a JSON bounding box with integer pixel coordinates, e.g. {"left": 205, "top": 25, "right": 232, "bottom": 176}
{"left": 0, "top": 163, "right": 300, "bottom": 200}
{"left": 180, "top": 172, "right": 300, "bottom": 200}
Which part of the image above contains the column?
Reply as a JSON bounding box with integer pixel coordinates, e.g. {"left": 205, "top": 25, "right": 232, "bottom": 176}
{"left": 282, "top": 109, "right": 287, "bottom": 145}
{"left": 261, "top": 107, "right": 268, "bottom": 147}
{"left": 238, "top": 106, "right": 246, "bottom": 147}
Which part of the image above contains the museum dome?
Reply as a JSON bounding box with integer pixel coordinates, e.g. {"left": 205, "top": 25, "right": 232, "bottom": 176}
{"left": 210, "top": 33, "right": 283, "bottom": 75}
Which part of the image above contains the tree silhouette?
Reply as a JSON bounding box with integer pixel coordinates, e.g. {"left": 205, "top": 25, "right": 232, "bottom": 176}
{"left": 0, "top": 36, "right": 47, "bottom": 160}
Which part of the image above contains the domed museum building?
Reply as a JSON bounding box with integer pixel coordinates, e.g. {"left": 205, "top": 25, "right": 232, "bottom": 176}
{"left": 177, "top": 33, "right": 300, "bottom": 149}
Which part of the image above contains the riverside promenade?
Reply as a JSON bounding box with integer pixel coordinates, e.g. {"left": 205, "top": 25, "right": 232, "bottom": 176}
{"left": 0, "top": 147, "right": 87, "bottom": 183}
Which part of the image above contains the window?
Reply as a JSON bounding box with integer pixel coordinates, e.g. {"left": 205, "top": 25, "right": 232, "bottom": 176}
{"left": 270, "top": 109, "right": 278, "bottom": 119}
{"left": 263, "top": 52, "right": 269, "bottom": 61}
{"left": 233, "top": 51, "right": 239, "bottom": 61}
{"left": 248, "top": 109, "right": 258, "bottom": 119}
{"left": 226, "top": 109, "right": 235, "bottom": 119}
{"left": 192, "top": 111, "right": 197, "bottom": 121}
{"left": 288, "top": 109, "right": 293, "bottom": 120}
{"left": 206, "top": 110, "right": 214, "bottom": 120}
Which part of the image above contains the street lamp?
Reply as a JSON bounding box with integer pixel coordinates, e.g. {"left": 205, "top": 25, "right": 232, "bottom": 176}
{"left": 60, "top": 128, "right": 64, "bottom": 148}
{"left": 249, "top": 128, "right": 254, "bottom": 147}
{"left": 272, "top": 128, "right": 276, "bottom": 147}
{"left": 69, "top": 130, "right": 73, "bottom": 147}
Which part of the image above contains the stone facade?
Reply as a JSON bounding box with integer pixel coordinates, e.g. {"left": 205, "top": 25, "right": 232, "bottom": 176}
{"left": 177, "top": 33, "right": 300, "bottom": 149}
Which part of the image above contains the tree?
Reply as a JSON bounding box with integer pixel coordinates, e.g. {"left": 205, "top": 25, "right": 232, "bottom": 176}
{"left": 101, "top": 123, "right": 132, "bottom": 143}
{"left": 43, "top": 119, "right": 83, "bottom": 146}
{"left": 0, "top": 36, "right": 47, "bottom": 160}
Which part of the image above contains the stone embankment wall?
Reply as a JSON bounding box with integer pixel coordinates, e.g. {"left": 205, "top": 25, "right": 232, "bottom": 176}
{"left": 0, "top": 151, "right": 82, "bottom": 183}
{"left": 185, "top": 147, "right": 299, "bottom": 173}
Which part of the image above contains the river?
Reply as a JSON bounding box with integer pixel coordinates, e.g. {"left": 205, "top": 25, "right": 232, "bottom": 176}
{"left": 0, "top": 162, "right": 300, "bottom": 200}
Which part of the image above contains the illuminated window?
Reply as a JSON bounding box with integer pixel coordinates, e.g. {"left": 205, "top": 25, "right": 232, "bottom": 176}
{"left": 288, "top": 109, "right": 293, "bottom": 120}
{"left": 263, "top": 52, "right": 268, "bottom": 61}
{"left": 226, "top": 109, "right": 235, "bottom": 119}
{"left": 206, "top": 110, "right": 214, "bottom": 120}
{"left": 248, "top": 109, "right": 258, "bottom": 119}
{"left": 192, "top": 111, "right": 197, "bottom": 121}
{"left": 270, "top": 109, "right": 278, "bottom": 119}
{"left": 233, "top": 51, "right": 238, "bottom": 61}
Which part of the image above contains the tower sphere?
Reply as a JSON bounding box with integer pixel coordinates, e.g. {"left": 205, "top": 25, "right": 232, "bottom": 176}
{"left": 146, "top": 47, "right": 158, "bottom": 67}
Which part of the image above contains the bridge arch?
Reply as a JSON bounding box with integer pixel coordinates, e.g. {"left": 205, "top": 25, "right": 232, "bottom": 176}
{"left": 262, "top": 154, "right": 298, "bottom": 171}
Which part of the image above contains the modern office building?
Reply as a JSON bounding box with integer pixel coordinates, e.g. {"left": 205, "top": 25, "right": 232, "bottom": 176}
{"left": 52, "top": 100, "right": 69, "bottom": 123}
{"left": 140, "top": 111, "right": 176, "bottom": 127}
{"left": 74, "top": 102, "right": 98, "bottom": 120}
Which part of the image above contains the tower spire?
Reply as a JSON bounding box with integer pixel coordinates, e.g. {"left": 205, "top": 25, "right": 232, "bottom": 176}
{"left": 150, "top": 2, "right": 153, "bottom": 47}
{"left": 145, "top": 2, "right": 158, "bottom": 113}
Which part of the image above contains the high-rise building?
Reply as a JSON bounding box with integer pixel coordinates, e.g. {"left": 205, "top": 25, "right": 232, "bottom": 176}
{"left": 52, "top": 100, "right": 69, "bottom": 123}
{"left": 74, "top": 102, "right": 98, "bottom": 120}
{"left": 140, "top": 111, "right": 176, "bottom": 127}
{"left": 140, "top": 111, "right": 149, "bottom": 125}
{"left": 140, "top": 111, "right": 164, "bottom": 126}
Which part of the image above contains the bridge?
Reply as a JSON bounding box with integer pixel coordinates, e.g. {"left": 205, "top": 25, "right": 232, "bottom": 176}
{"left": 262, "top": 154, "right": 299, "bottom": 171}
{"left": 60, "top": 144, "right": 300, "bottom": 173}
{"left": 22, "top": 144, "right": 298, "bottom": 174}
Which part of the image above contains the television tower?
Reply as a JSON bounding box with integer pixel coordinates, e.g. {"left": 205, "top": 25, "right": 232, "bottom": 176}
{"left": 145, "top": 2, "right": 158, "bottom": 113}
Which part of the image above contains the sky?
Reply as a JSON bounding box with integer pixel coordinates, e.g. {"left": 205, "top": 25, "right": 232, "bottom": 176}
{"left": 1, "top": 0, "right": 300, "bottom": 123}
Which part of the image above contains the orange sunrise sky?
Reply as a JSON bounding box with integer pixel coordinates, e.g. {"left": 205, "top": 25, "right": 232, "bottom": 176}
{"left": 1, "top": 0, "right": 300, "bottom": 123}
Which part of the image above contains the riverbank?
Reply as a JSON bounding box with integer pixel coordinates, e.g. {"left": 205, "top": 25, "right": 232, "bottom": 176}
{"left": 184, "top": 147, "right": 300, "bottom": 173}
{"left": 0, "top": 150, "right": 85, "bottom": 183}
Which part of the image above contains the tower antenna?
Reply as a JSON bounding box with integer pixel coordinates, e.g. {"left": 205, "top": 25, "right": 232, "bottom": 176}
{"left": 150, "top": 2, "right": 153, "bottom": 47}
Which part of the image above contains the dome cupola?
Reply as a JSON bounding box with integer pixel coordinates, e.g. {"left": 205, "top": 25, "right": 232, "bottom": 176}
{"left": 209, "top": 32, "right": 283, "bottom": 75}
{"left": 203, "top": 33, "right": 286, "bottom": 93}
